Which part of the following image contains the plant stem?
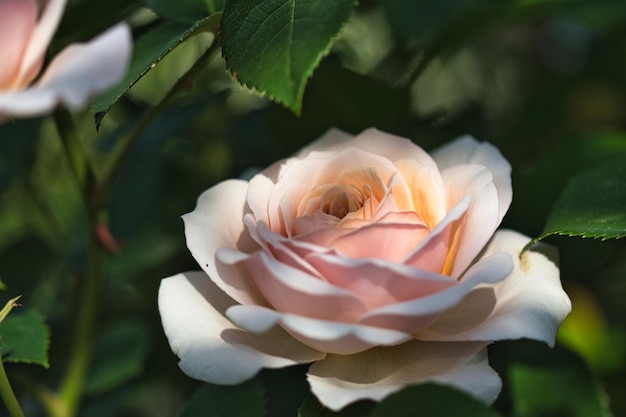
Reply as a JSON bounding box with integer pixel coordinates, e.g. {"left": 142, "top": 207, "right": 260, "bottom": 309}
{"left": 96, "top": 39, "right": 221, "bottom": 202}
{"left": 52, "top": 108, "right": 104, "bottom": 417}
{"left": 52, "top": 108, "right": 92, "bottom": 190}
{"left": 0, "top": 354, "right": 26, "bottom": 417}
{"left": 57, "top": 215, "right": 106, "bottom": 417}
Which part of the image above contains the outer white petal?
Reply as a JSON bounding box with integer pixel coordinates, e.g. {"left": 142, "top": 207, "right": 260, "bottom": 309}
{"left": 37, "top": 23, "right": 131, "bottom": 106}
{"left": 227, "top": 304, "right": 412, "bottom": 355}
{"left": 0, "top": 85, "right": 56, "bottom": 115}
{"left": 158, "top": 272, "right": 325, "bottom": 384}
{"left": 183, "top": 179, "right": 266, "bottom": 306}
{"left": 431, "top": 135, "right": 512, "bottom": 226}
{"left": 0, "top": 23, "right": 131, "bottom": 116}
{"left": 419, "top": 230, "right": 571, "bottom": 346}
{"left": 307, "top": 341, "right": 499, "bottom": 411}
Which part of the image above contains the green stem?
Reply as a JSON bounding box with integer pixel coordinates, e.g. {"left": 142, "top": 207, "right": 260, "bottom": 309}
{"left": 0, "top": 354, "right": 26, "bottom": 417}
{"left": 52, "top": 108, "right": 105, "bottom": 417}
{"left": 52, "top": 108, "right": 91, "bottom": 190}
{"left": 96, "top": 39, "right": 221, "bottom": 202}
{"left": 57, "top": 217, "right": 106, "bottom": 417}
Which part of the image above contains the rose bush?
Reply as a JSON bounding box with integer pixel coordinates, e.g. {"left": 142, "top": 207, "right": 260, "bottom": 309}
{"left": 158, "top": 128, "right": 571, "bottom": 410}
{"left": 0, "top": 0, "right": 131, "bottom": 120}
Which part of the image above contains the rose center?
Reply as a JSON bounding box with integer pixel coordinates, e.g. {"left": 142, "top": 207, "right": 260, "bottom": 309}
{"left": 320, "top": 186, "right": 364, "bottom": 219}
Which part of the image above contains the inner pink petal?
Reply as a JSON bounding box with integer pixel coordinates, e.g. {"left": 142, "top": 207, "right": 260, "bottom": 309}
{"left": 439, "top": 165, "right": 499, "bottom": 277}
{"left": 0, "top": 0, "right": 37, "bottom": 89}
{"left": 394, "top": 159, "right": 447, "bottom": 228}
{"left": 254, "top": 220, "right": 328, "bottom": 280}
{"left": 324, "top": 221, "right": 430, "bottom": 262}
{"left": 313, "top": 148, "right": 398, "bottom": 189}
{"left": 243, "top": 251, "right": 367, "bottom": 322}
{"left": 402, "top": 196, "right": 470, "bottom": 274}
{"left": 306, "top": 253, "right": 456, "bottom": 310}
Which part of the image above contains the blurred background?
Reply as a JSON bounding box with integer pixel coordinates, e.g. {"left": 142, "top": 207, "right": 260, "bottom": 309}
{"left": 0, "top": 0, "right": 625, "bottom": 416}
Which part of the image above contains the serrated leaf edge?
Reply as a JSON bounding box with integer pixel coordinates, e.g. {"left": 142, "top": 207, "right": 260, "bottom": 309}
{"left": 221, "top": 0, "right": 358, "bottom": 114}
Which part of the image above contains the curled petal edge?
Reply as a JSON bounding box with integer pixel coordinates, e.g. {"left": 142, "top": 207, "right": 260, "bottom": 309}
{"left": 227, "top": 304, "right": 412, "bottom": 355}
{"left": 158, "top": 272, "right": 324, "bottom": 385}
{"left": 418, "top": 229, "right": 571, "bottom": 346}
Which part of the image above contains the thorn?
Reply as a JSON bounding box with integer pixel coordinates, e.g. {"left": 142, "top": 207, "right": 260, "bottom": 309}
{"left": 95, "top": 222, "right": 122, "bottom": 254}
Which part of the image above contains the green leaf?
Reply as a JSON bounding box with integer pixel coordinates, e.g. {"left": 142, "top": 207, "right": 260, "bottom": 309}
{"left": 528, "top": 154, "right": 626, "bottom": 247}
{"left": 0, "top": 309, "right": 49, "bottom": 367}
{"left": 369, "top": 384, "right": 501, "bottom": 417}
{"left": 85, "top": 321, "right": 150, "bottom": 394}
{"left": 221, "top": 0, "right": 357, "bottom": 114}
{"left": 509, "top": 364, "right": 613, "bottom": 417}
{"left": 178, "top": 380, "right": 266, "bottom": 417}
{"left": 147, "top": 0, "right": 223, "bottom": 23}
{"left": 92, "top": 15, "right": 220, "bottom": 128}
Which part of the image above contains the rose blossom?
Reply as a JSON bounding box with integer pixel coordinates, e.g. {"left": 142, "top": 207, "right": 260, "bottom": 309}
{"left": 158, "top": 128, "right": 571, "bottom": 410}
{"left": 0, "top": 0, "right": 131, "bottom": 121}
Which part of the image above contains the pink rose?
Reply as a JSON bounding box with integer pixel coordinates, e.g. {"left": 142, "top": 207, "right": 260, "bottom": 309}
{"left": 159, "top": 128, "right": 571, "bottom": 410}
{"left": 0, "top": 0, "right": 131, "bottom": 120}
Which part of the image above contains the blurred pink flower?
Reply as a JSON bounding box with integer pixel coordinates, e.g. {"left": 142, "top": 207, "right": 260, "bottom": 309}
{"left": 0, "top": 0, "right": 131, "bottom": 120}
{"left": 159, "top": 128, "right": 571, "bottom": 410}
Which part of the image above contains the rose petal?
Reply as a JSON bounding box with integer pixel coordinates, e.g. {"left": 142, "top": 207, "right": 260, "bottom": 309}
{"left": 251, "top": 218, "right": 328, "bottom": 278}
{"left": 418, "top": 230, "right": 571, "bottom": 346}
{"left": 266, "top": 157, "right": 324, "bottom": 235}
{"left": 394, "top": 158, "right": 447, "bottom": 228}
{"left": 183, "top": 179, "right": 265, "bottom": 306}
{"left": 431, "top": 136, "right": 512, "bottom": 228}
{"left": 320, "top": 219, "right": 430, "bottom": 261}
{"left": 306, "top": 253, "right": 456, "bottom": 310}
{"left": 0, "top": 0, "right": 37, "bottom": 89}
{"left": 15, "top": 0, "right": 67, "bottom": 86}
{"left": 402, "top": 195, "right": 470, "bottom": 273}
{"left": 311, "top": 149, "right": 396, "bottom": 197}
{"left": 36, "top": 23, "right": 131, "bottom": 106}
{"left": 245, "top": 158, "right": 287, "bottom": 228}
{"left": 268, "top": 148, "right": 399, "bottom": 235}
{"left": 0, "top": 23, "right": 131, "bottom": 116}
{"left": 233, "top": 250, "right": 367, "bottom": 322}
{"left": 307, "top": 341, "right": 499, "bottom": 411}
{"left": 438, "top": 164, "right": 500, "bottom": 277}
{"left": 227, "top": 304, "right": 412, "bottom": 355}
{"left": 158, "top": 272, "right": 325, "bottom": 384}
{"left": 359, "top": 252, "right": 513, "bottom": 333}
